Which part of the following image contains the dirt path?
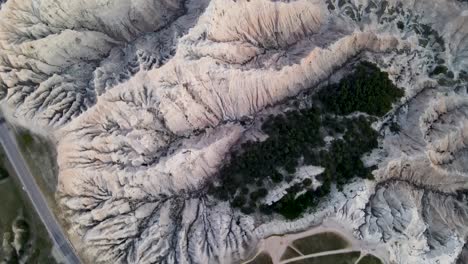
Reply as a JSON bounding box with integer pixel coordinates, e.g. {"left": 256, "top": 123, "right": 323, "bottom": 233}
{"left": 243, "top": 219, "right": 388, "bottom": 264}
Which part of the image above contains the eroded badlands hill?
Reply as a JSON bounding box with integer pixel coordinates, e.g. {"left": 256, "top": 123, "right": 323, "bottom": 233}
{"left": 0, "top": 0, "right": 467, "bottom": 263}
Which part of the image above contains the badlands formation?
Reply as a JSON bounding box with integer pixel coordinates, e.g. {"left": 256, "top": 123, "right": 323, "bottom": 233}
{"left": 0, "top": 0, "right": 467, "bottom": 263}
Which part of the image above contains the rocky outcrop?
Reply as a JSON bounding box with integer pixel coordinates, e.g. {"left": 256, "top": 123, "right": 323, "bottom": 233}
{"left": 0, "top": 0, "right": 467, "bottom": 263}
{"left": 0, "top": 0, "right": 186, "bottom": 126}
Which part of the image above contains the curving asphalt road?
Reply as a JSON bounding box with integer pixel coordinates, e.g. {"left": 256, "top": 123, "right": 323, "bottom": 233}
{"left": 0, "top": 120, "right": 81, "bottom": 264}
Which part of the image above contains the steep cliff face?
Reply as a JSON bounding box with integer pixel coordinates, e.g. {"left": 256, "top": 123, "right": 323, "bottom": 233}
{"left": 0, "top": 0, "right": 467, "bottom": 263}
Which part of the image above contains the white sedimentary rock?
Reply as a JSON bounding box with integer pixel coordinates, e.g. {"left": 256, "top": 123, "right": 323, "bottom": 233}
{"left": 0, "top": 0, "right": 186, "bottom": 126}
{"left": 0, "top": 0, "right": 467, "bottom": 263}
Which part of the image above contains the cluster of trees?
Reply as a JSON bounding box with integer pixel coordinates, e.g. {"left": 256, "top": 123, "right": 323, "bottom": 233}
{"left": 273, "top": 116, "right": 378, "bottom": 219}
{"left": 209, "top": 108, "right": 324, "bottom": 213}
{"left": 209, "top": 61, "right": 403, "bottom": 219}
{"left": 210, "top": 112, "right": 378, "bottom": 218}
{"left": 272, "top": 180, "right": 322, "bottom": 219}
{"left": 318, "top": 61, "right": 404, "bottom": 117}
{"left": 430, "top": 65, "right": 448, "bottom": 76}
{"left": 320, "top": 116, "right": 378, "bottom": 183}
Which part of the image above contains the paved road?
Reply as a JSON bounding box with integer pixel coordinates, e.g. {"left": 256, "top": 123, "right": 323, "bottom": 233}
{"left": 0, "top": 121, "right": 81, "bottom": 264}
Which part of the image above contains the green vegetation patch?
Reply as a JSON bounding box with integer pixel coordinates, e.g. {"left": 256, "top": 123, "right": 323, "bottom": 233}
{"left": 0, "top": 149, "right": 57, "bottom": 263}
{"left": 291, "top": 232, "right": 350, "bottom": 255}
{"left": 15, "top": 129, "right": 58, "bottom": 206}
{"left": 0, "top": 152, "right": 9, "bottom": 181}
{"left": 358, "top": 254, "right": 384, "bottom": 264}
{"left": 0, "top": 179, "right": 21, "bottom": 231}
{"left": 289, "top": 251, "right": 361, "bottom": 264}
{"left": 17, "top": 131, "right": 34, "bottom": 148}
{"left": 210, "top": 62, "right": 404, "bottom": 219}
{"left": 430, "top": 65, "right": 448, "bottom": 76}
{"left": 245, "top": 252, "right": 273, "bottom": 264}
{"left": 318, "top": 62, "right": 404, "bottom": 117}
{"left": 0, "top": 179, "right": 57, "bottom": 263}
{"left": 414, "top": 24, "right": 445, "bottom": 51}
{"left": 211, "top": 111, "right": 378, "bottom": 219}
{"left": 0, "top": 166, "right": 9, "bottom": 181}
{"left": 210, "top": 107, "right": 322, "bottom": 198}
{"left": 396, "top": 21, "right": 404, "bottom": 30}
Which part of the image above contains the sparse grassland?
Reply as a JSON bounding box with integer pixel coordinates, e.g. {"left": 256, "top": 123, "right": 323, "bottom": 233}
{"left": 245, "top": 252, "right": 273, "bottom": 264}
{"left": 358, "top": 254, "right": 384, "bottom": 264}
{"left": 15, "top": 129, "right": 58, "bottom": 208}
{"left": 0, "top": 148, "right": 57, "bottom": 263}
{"left": 292, "top": 232, "right": 350, "bottom": 255}
{"left": 0, "top": 178, "right": 19, "bottom": 231}
{"left": 280, "top": 247, "right": 301, "bottom": 260}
